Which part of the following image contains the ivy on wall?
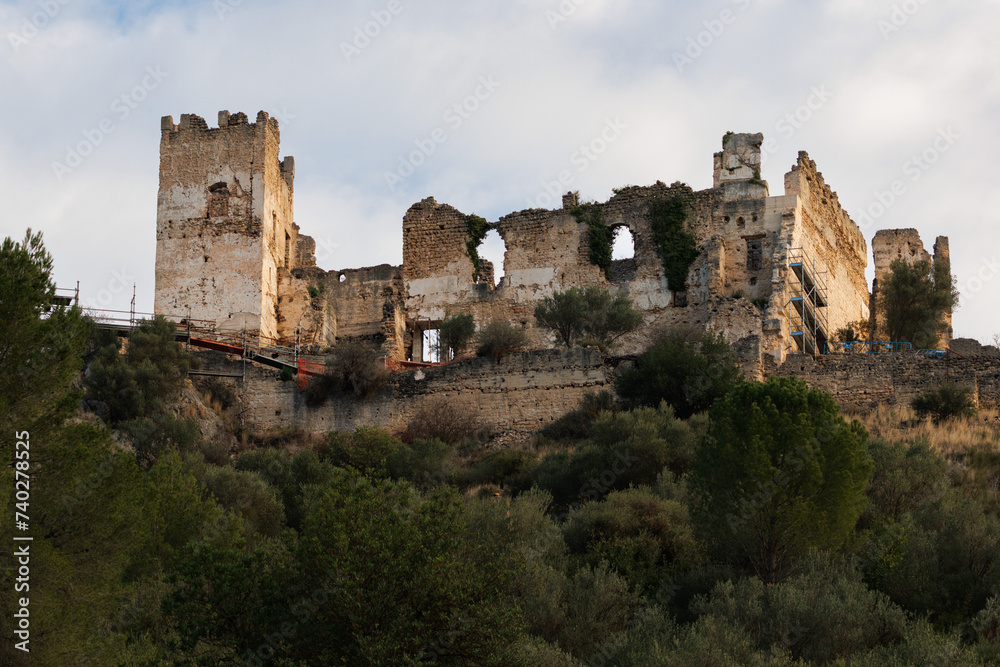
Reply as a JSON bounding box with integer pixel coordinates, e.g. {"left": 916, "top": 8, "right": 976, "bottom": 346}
{"left": 465, "top": 214, "right": 490, "bottom": 282}
{"left": 571, "top": 203, "right": 614, "bottom": 280}
{"left": 647, "top": 195, "right": 699, "bottom": 292}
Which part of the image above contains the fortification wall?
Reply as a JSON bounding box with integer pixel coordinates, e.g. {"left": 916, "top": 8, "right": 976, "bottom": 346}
{"left": 207, "top": 348, "right": 610, "bottom": 435}
{"left": 781, "top": 153, "right": 870, "bottom": 335}
{"left": 773, "top": 342, "right": 1000, "bottom": 410}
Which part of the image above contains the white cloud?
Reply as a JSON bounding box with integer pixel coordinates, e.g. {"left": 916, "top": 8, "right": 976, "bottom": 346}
{"left": 0, "top": 0, "right": 997, "bottom": 342}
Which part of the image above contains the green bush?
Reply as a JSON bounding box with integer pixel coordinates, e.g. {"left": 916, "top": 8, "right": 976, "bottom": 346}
{"left": 470, "top": 449, "right": 538, "bottom": 487}
{"left": 615, "top": 328, "right": 741, "bottom": 418}
{"left": 534, "top": 286, "right": 643, "bottom": 351}
{"left": 691, "top": 557, "right": 907, "bottom": 663}
{"left": 540, "top": 390, "right": 619, "bottom": 442}
{"left": 563, "top": 489, "right": 699, "bottom": 594}
{"left": 305, "top": 341, "right": 390, "bottom": 405}
{"left": 319, "top": 425, "right": 405, "bottom": 477}
{"left": 400, "top": 395, "right": 486, "bottom": 445}
{"left": 192, "top": 460, "right": 287, "bottom": 539}
{"left": 527, "top": 403, "right": 703, "bottom": 509}
{"left": 295, "top": 470, "right": 525, "bottom": 664}
{"left": 387, "top": 438, "right": 455, "bottom": 489}
{"left": 118, "top": 414, "right": 201, "bottom": 467}
{"left": 869, "top": 489, "right": 1000, "bottom": 627}
{"left": 438, "top": 312, "right": 476, "bottom": 359}
{"left": 84, "top": 315, "right": 193, "bottom": 424}
{"left": 911, "top": 383, "right": 977, "bottom": 423}
{"left": 236, "top": 448, "right": 335, "bottom": 530}
{"left": 476, "top": 319, "right": 527, "bottom": 361}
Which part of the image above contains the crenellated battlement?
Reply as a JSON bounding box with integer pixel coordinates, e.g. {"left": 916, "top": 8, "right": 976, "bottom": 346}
{"left": 159, "top": 109, "right": 277, "bottom": 135}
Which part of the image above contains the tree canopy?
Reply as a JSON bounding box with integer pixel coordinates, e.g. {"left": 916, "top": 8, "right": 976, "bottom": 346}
{"left": 615, "top": 328, "right": 741, "bottom": 418}
{"left": 534, "top": 285, "right": 643, "bottom": 351}
{"left": 876, "top": 257, "right": 957, "bottom": 349}
{"left": 689, "top": 377, "right": 874, "bottom": 583}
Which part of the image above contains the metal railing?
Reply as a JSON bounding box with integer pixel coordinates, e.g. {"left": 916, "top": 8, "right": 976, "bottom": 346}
{"left": 823, "top": 341, "right": 913, "bottom": 355}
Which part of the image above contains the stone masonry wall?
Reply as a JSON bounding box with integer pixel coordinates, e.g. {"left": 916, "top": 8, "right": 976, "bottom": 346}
{"left": 774, "top": 341, "right": 1000, "bottom": 411}
{"left": 218, "top": 347, "right": 611, "bottom": 434}
{"left": 155, "top": 111, "right": 296, "bottom": 341}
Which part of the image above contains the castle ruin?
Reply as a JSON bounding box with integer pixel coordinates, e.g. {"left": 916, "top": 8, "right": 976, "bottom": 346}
{"left": 154, "top": 111, "right": 951, "bottom": 381}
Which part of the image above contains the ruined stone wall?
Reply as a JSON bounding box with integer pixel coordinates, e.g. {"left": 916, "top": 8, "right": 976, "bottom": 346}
{"left": 781, "top": 153, "right": 870, "bottom": 339}
{"left": 772, "top": 341, "right": 1000, "bottom": 411}
{"left": 213, "top": 347, "right": 610, "bottom": 434}
{"left": 155, "top": 111, "right": 295, "bottom": 341}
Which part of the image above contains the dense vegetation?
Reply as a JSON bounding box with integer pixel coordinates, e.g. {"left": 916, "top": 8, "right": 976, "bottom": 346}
{"left": 534, "top": 285, "right": 643, "bottom": 351}
{"left": 3, "top": 230, "right": 1000, "bottom": 665}
{"left": 876, "top": 257, "right": 958, "bottom": 349}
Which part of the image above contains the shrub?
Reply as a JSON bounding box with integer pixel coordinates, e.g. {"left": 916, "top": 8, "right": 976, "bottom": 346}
{"left": 279, "top": 366, "right": 294, "bottom": 382}
{"left": 534, "top": 286, "right": 643, "bottom": 351}
{"left": 84, "top": 315, "right": 193, "bottom": 423}
{"left": 691, "top": 556, "right": 907, "bottom": 663}
{"left": 471, "top": 449, "right": 538, "bottom": 487}
{"left": 527, "top": 403, "right": 703, "bottom": 510}
{"left": 195, "top": 463, "right": 287, "bottom": 538}
{"left": 400, "top": 395, "right": 486, "bottom": 445}
{"left": 118, "top": 414, "right": 201, "bottom": 467}
{"left": 615, "top": 328, "right": 741, "bottom": 418}
{"left": 869, "top": 489, "right": 1000, "bottom": 627}
{"left": 203, "top": 380, "right": 237, "bottom": 410}
{"left": 305, "top": 341, "right": 390, "bottom": 404}
{"left": 476, "top": 320, "right": 527, "bottom": 361}
{"left": 563, "top": 489, "right": 699, "bottom": 594}
{"left": 438, "top": 312, "right": 476, "bottom": 359}
{"left": 540, "top": 390, "right": 619, "bottom": 442}
{"left": 387, "top": 438, "right": 455, "bottom": 489}
{"left": 236, "top": 448, "right": 335, "bottom": 530}
{"left": 911, "top": 383, "right": 977, "bottom": 423}
{"left": 319, "top": 425, "right": 404, "bottom": 477}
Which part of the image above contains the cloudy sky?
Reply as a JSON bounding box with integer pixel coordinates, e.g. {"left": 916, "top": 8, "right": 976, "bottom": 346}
{"left": 1, "top": 0, "right": 997, "bottom": 343}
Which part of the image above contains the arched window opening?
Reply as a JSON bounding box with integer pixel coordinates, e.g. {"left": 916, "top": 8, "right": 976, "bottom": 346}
{"left": 478, "top": 229, "right": 506, "bottom": 286}
{"left": 610, "top": 225, "right": 636, "bottom": 282}
{"left": 611, "top": 226, "right": 635, "bottom": 260}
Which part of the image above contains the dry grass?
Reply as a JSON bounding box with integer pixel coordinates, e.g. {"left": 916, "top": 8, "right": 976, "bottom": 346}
{"left": 857, "top": 403, "right": 1000, "bottom": 457}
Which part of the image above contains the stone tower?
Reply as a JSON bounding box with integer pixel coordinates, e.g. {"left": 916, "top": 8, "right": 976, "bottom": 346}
{"left": 154, "top": 110, "right": 297, "bottom": 342}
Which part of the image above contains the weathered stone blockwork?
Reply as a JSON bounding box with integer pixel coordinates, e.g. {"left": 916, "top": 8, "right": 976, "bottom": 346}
{"left": 155, "top": 111, "right": 298, "bottom": 342}
{"left": 199, "top": 348, "right": 609, "bottom": 434}
{"left": 153, "top": 113, "right": 966, "bottom": 436}
{"left": 774, "top": 339, "right": 1000, "bottom": 411}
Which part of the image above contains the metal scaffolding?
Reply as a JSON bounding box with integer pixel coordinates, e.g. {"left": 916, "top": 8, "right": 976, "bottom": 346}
{"left": 787, "top": 248, "right": 829, "bottom": 355}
